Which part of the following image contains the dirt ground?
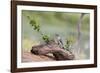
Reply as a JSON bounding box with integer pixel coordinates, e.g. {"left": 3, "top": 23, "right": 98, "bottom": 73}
{"left": 22, "top": 51, "right": 55, "bottom": 62}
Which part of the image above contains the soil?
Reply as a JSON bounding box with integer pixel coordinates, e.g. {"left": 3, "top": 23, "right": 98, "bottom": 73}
{"left": 22, "top": 51, "right": 55, "bottom": 62}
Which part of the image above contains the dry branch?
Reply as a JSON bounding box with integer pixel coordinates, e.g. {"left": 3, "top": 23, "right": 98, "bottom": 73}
{"left": 31, "top": 41, "right": 75, "bottom": 60}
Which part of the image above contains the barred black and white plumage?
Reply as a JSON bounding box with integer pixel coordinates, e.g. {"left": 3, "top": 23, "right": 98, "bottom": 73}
{"left": 55, "top": 34, "right": 64, "bottom": 49}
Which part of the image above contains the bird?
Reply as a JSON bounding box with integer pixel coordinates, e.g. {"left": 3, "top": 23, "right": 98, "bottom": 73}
{"left": 54, "top": 34, "right": 64, "bottom": 49}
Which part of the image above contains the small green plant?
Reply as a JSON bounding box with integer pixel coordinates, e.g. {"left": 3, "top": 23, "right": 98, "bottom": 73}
{"left": 28, "top": 16, "right": 50, "bottom": 43}
{"left": 29, "top": 20, "right": 40, "bottom": 32}
{"left": 64, "top": 36, "right": 75, "bottom": 50}
{"left": 65, "top": 40, "right": 69, "bottom": 49}
{"left": 42, "top": 34, "right": 50, "bottom": 43}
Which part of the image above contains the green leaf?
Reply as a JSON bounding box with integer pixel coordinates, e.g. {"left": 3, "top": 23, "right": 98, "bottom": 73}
{"left": 27, "top": 16, "right": 30, "bottom": 20}
{"left": 29, "top": 20, "right": 36, "bottom": 25}
{"left": 42, "top": 34, "right": 50, "bottom": 43}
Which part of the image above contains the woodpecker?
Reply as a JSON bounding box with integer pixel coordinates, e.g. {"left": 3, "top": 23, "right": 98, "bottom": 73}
{"left": 55, "top": 34, "right": 64, "bottom": 49}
